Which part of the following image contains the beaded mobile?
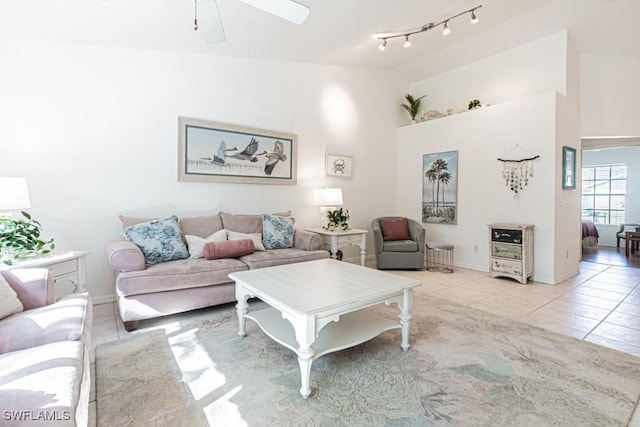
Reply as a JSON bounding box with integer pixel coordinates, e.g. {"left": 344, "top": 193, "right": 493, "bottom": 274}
{"left": 497, "top": 145, "right": 540, "bottom": 198}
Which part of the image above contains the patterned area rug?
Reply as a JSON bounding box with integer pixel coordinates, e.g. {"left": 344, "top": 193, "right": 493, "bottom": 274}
{"left": 96, "top": 294, "right": 640, "bottom": 426}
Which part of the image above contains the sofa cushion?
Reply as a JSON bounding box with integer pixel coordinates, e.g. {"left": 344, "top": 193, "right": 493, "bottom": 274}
{"left": 239, "top": 248, "right": 330, "bottom": 270}
{"left": 185, "top": 229, "right": 228, "bottom": 259}
{"left": 123, "top": 215, "right": 189, "bottom": 265}
{"left": 220, "top": 211, "right": 291, "bottom": 234}
{"left": 380, "top": 218, "right": 411, "bottom": 241}
{"left": 204, "top": 239, "right": 254, "bottom": 260}
{"left": 179, "top": 215, "right": 224, "bottom": 238}
{"left": 262, "top": 214, "right": 295, "bottom": 249}
{"left": 0, "top": 340, "right": 89, "bottom": 427}
{"left": 0, "top": 275, "right": 23, "bottom": 320}
{"left": 227, "top": 230, "right": 265, "bottom": 251}
{"left": 0, "top": 293, "right": 92, "bottom": 355}
{"left": 116, "top": 257, "right": 248, "bottom": 296}
{"left": 383, "top": 240, "right": 419, "bottom": 252}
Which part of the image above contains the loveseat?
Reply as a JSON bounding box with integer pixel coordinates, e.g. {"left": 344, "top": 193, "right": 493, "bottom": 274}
{"left": 105, "top": 211, "right": 329, "bottom": 331}
{"left": 0, "top": 268, "right": 93, "bottom": 426}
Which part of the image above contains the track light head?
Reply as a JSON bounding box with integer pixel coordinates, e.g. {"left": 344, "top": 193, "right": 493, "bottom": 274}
{"left": 470, "top": 10, "right": 479, "bottom": 24}
{"left": 442, "top": 21, "right": 451, "bottom": 36}
{"left": 378, "top": 39, "right": 387, "bottom": 51}
{"left": 403, "top": 35, "right": 411, "bottom": 48}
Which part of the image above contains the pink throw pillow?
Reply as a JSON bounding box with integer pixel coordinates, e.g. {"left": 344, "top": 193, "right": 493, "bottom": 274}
{"left": 380, "top": 218, "right": 411, "bottom": 241}
{"left": 204, "top": 239, "right": 254, "bottom": 260}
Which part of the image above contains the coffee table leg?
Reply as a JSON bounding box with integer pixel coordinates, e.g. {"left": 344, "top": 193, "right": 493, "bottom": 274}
{"left": 399, "top": 289, "right": 412, "bottom": 351}
{"left": 297, "top": 345, "right": 314, "bottom": 399}
{"left": 236, "top": 295, "right": 249, "bottom": 337}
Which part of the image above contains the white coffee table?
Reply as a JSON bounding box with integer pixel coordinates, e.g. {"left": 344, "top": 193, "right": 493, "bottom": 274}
{"left": 230, "top": 259, "right": 421, "bottom": 399}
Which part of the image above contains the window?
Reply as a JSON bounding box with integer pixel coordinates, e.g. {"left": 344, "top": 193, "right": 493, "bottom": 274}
{"left": 581, "top": 165, "right": 627, "bottom": 225}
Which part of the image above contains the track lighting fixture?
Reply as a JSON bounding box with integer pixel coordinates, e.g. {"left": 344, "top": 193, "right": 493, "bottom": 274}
{"left": 374, "top": 5, "right": 481, "bottom": 50}
{"left": 442, "top": 21, "right": 451, "bottom": 36}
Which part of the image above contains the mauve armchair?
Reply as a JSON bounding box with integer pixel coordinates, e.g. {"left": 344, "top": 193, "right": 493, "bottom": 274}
{"left": 371, "top": 217, "right": 425, "bottom": 270}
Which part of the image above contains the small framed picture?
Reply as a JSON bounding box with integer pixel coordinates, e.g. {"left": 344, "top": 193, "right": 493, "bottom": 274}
{"left": 326, "top": 154, "right": 353, "bottom": 178}
{"left": 562, "top": 146, "right": 576, "bottom": 189}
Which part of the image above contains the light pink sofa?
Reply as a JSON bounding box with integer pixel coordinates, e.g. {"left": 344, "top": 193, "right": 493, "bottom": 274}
{"left": 0, "top": 268, "right": 93, "bottom": 427}
{"left": 105, "top": 212, "right": 329, "bottom": 331}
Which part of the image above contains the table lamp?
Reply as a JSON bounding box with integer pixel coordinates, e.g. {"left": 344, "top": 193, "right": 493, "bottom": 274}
{"left": 312, "top": 188, "right": 343, "bottom": 227}
{"left": 0, "top": 177, "right": 31, "bottom": 218}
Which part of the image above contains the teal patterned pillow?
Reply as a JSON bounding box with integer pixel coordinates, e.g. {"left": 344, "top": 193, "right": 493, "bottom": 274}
{"left": 123, "top": 215, "right": 189, "bottom": 265}
{"left": 262, "top": 214, "right": 295, "bottom": 249}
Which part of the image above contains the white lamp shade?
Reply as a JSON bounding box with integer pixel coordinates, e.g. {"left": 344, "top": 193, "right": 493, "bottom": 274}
{"left": 0, "top": 177, "right": 31, "bottom": 211}
{"left": 312, "top": 188, "right": 343, "bottom": 207}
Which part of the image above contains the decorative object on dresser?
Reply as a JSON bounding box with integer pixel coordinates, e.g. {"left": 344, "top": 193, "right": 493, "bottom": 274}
{"left": 497, "top": 145, "right": 540, "bottom": 198}
{"left": 178, "top": 117, "right": 297, "bottom": 185}
{"left": 488, "top": 223, "right": 534, "bottom": 284}
{"left": 422, "top": 151, "right": 458, "bottom": 224}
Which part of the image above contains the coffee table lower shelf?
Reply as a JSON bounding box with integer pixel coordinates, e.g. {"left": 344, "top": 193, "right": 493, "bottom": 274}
{"left": 245, "top": 307, "right": 400, "bottom": 361}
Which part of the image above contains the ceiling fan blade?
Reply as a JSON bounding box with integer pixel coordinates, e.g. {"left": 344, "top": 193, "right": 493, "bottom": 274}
{"left": 238, "top": 0, "right": 309, "bottom": 25}
{"left": 198, "top": 0, "right": 226, "bottom": 43}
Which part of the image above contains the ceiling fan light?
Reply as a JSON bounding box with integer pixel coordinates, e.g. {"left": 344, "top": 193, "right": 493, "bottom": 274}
{"left": 403, "top": 36, "right": 411, "bottom": 48}
{"left": 442, "top": 22, "right": 451, "bottom": 36}
{"left": 239, "top": 0, "right": 310, "bottom": 25}
{"left": 470, "top": 11, "right": 479, "bottom": 24}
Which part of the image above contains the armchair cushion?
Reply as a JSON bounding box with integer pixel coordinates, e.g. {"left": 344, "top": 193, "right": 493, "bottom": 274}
{"left": 0, "top": 268, "right": 53, "bottom": 310}
{"left": 380, "top": 218, "right": 411, "bottom": 241}
{"left": 383, "top": 240, "right": 419, "bottom": 252}
{"left": 0, "top": 275, "right": 23, "bottom": 320}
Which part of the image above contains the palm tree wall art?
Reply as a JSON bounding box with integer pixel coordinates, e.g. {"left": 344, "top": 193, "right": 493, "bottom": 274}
{"left": 422, "top": 151, "right": 458, "bottom": 224}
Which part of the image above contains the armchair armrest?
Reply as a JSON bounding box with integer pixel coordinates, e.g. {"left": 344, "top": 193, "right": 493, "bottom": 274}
{"left": 408, "top": 220, "right": 426, "bottom": 253}
{"left": 106, "top": 238, "right": 146, "bottom": 273}
{"left": 371, "top": 220, "right": 384, "bottom": 255}
{"left": 0, "top": 268, "right": 53, "bottom": 310}
{"left": 293, "top": 230, "right": 323, "bottom": 251}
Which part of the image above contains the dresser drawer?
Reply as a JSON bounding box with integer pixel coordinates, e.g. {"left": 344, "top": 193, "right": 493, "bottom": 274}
{"left": 491, "top": 259, "right": 522, "bottom": 275}
{"left": 491, "top": 228, "right": 522, "bottom": 244}
{"left": 47, "top": 259, "right": 77, "bottom": 278}
{"left": 491, "top": 243, "right": 522, "bottom": 260}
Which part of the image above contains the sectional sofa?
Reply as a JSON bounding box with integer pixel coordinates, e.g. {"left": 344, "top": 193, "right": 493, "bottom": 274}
{"left": 0, "top": 268, "right": 92, "bottom": 427}
{"left": 106, "top": 211, "right": 329, "bottom": 331}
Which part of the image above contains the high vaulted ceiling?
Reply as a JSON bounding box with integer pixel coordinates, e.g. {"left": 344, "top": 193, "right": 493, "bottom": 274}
{"left": 1, "top": 0, "right": 638, "bottom": 74}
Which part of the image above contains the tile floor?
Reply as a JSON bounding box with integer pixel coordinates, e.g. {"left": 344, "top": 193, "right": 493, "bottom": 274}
{"left": 88, "top": 259, "right": 640, "bottom": 425}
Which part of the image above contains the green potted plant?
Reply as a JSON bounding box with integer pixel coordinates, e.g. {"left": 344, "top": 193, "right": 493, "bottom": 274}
{"left": 401, "top": 94, "right": 426, "bottom": 123}
{"left": 468, "top": 99, "right": 481, "bottom": 109}
{"left": 0, "top": 211, "right": 55, "bottom": 265}
{"left": 324, "top": 208, "right": 350, "bottom": 231}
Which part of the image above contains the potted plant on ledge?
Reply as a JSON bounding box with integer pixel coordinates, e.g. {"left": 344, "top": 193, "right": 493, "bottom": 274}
{"left": 401, "top": 94, "right": 426, "bottom": 123}
{"left": 0, "top": 211, "right": 55, "bottom": 265}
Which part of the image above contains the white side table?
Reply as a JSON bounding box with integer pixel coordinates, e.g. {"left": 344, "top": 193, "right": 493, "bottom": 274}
{"left": 0, "top": 250, "right": 90, "bottom": 297}
{"left": 305, "top": 228, "right": 368, "bottom": 266}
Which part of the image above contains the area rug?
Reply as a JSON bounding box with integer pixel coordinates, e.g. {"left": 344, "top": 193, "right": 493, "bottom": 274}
{"left": 96, "top": 294, "right": 640, "bottom": 426}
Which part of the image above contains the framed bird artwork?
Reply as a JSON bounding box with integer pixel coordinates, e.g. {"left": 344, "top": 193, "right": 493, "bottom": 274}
{"left": 178, "top": 117, "right": 297, "bottom": 185}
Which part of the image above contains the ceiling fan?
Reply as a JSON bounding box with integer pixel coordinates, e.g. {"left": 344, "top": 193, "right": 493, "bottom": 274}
{"left": 194, "top": 0, "right": 310, "bottom": 43}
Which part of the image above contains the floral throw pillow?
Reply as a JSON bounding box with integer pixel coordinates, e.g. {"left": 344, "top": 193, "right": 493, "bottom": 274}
{"left": 262, "top": 213, "right": 295, "bottom": 249}
{"left": 123, "top": 215, "right": 189, "bottom": 265}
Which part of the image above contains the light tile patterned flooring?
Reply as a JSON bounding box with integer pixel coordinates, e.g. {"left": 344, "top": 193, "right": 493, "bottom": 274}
{"left": 88, "top": 259, "right": 640, "bottom": 425}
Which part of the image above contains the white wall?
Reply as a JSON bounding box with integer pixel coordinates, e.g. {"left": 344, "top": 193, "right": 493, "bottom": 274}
{"left": 398, "top": 94, "right": 558, "bottom": 284}
{"left": 0, "top": 38, "right": 399, "bottom": 302}
{"left": 397, "top": 31, "right": 581, "bottom": 284}
{"left": 581, "top": 56, "right": 640, "bottom": 138}
{"left": 405, "top": 32, "right": 568, "bottom": 126}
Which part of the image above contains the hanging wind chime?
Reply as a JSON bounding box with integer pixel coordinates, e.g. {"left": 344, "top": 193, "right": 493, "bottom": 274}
{"left": 497, "top": 145, "right": 540, "bottom": 198}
